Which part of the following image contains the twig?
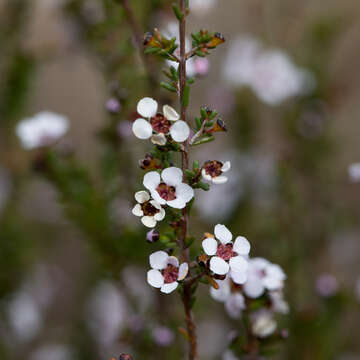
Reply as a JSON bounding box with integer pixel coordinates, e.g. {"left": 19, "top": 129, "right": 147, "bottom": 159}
{"left": 178, "top": 1, "right": 198, "bottom": 359}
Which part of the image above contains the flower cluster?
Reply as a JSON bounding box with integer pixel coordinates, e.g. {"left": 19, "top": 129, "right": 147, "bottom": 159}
{"left": 211, "top": 257, "right": 288, "bottom": 337}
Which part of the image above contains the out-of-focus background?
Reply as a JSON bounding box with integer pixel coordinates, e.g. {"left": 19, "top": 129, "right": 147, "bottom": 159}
{"left": 1, "top": 0, "right": 360, "bottom": 359}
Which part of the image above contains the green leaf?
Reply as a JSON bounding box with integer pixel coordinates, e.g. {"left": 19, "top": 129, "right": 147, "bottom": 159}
{"left": 200, "top": 107, "right": 207, "bottom": 119}
{"left": 160, "top": 81, "right": 177, "bottom": 93}
{"left": 192, "top": 135, "right": 215, "bottom": 146}
{"left": 144, "top": 46, "right": 160, "bottom": 55}
{"left": 182, "top": 85, "right": 190, "bottom": 107}
{"left": 185, "top": 169, "right": 195, "bottom": 179}
{"left": 194, "top": 117, "right": 202, "bottom": 130}
{"left": 192, "top": 160, "right": 200, "bottom": 170}
{"left": 193, "top": 182, "right": 210, "bottom": 191}
{"left": 172, "top": 3, "right": 183, "bottom": 20}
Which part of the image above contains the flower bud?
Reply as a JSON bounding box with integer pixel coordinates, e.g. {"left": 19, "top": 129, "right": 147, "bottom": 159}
{"left": 146, "top": 229, "right": 160, "bottom": 243}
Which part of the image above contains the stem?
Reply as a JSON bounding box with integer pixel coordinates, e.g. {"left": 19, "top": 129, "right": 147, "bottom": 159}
{"left": 178, "top": 1, "right": 198, "bottom": 359}
{"left": 118, "top": 0, "right": 156, "bottom": 86}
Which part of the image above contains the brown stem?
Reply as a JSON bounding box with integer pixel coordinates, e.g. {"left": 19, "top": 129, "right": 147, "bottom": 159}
{"left": 178, "top": 1, "right": 198, "bottom": 359}
{"left": 118, "top": 0, "right": 156, "bottom": 86}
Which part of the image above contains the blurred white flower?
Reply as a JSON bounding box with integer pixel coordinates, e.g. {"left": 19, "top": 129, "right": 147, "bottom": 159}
{"left": 132, "top": 190, "right": 165, "bottom": 228}
{"left": 87, "top": 281, "right": 128, "bottom": 347}
{"left": 202, "top": 160, "right": 231, "bottom": 184}
{"left": 29, "top": 344, "right": 73, "bottom": 360}
{"left": 147, "top": 251, "right": 188, "bottom": 294}
{"left": 16, "top": 111, "right": 69, "bottom": 149}
{"left": 152, "top": 326, "right": 175, "bottom": 347}
{"left": 251, "top": 310, "right": 277, "bottom": 338}
{"left": 202, "top": 224, "right": 250, "bottom": 283}
{"left": 223, "top": 36, "right": 314, "bottom": 105}
{"left": 8, "top": 292, "right": 43, "bottom": 342}
{"left": 348, "top": 163, "right": 360, "bottom": 183}
{"left": 190, "top": 0, "right": 217, "bottom": 15}
{"left": 222, "top": 350, "right": 239, "bottom": 360}
{"left": 244, "top": 258, "right": 286, "bottom": 298}
{"left": 132, "top": 98, "right": 190, "bottom": 144}
{"left": 210, "top": 277, "right": 245, "bottom": 319}
{"left": 269, "top": 291, "right": 289, "bottom": 314}
{"left": 143, "top": 167, "right": 194, "bottom": 209}
{"left": 315, "top": 273, "right": 339, "bottom": 298}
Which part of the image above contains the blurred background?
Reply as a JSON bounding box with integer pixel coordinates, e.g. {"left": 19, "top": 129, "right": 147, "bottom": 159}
{"left": 0, "top": 0, "right": 360, "bottom": 359}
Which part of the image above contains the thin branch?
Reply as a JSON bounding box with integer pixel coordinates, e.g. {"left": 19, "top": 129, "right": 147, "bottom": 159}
{"left": 177, "top": 0, "right": 198, "bottom": 359}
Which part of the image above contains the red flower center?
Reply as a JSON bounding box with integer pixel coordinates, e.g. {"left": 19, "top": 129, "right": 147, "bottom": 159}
{"left": 150, "top": 113, "right": 171, "bottom": 134}
{"left": 162, "top": 264, "right": 179, "bottom": 284}
{"left": 203, "top": 160, "right": 223, "bottom": 178}
{"left": 156, "top": 183, "right": 177, "bottom": 201}
{"left": 141, "top": 201, "right": 159, "bottom": 216}
{"left": 216, "top": 243, "right": 236, "bottom": 261}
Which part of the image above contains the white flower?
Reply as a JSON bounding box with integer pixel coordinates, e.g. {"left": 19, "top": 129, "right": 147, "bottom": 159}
{"left": 202, "top": 224, "right": 250, "bottom": 284}
{"left": 210, "top": 276, "right": 245, "bottom": 319}
{"left": 132, "top": 97, "right": 190, "bottom": 144}
{"left": 269, "top": 291, "right": 289, "bottom": 314}
{"left": 222, "top": 350, "right": 239, "bottom": 360}
{"left": 222, "top": 36, "right": 313, "bottom": 105}
{"left": 190, "top": 0, "right": 217, "bottom": 15}
{"left": 16, "top": 111, "right": 69, "bottom": 149}
{"left": 244, "top": 258, "right": 286, "bottom": 298}
{"left": 202, "top": 160, "right": 231, "bottom": 184}
{"left": 348, "top": 163, "right": 360, "bottom": 183}
{"left": 147, "top": 251, "right": 188, "bottom": 294}
{"left": 132, "top": 190, "right": 165, "bottom": 228}
{"left": 143, "top": 167, "right": 194, "bottom": 209}
{"left": 251, "top": 310, "right": 277, "bottom": 338}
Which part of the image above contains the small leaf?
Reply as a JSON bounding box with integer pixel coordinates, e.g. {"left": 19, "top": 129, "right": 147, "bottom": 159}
{"left": 144, "top": 46, "right": 161, "bottom": 55}
{"left": 160, "top": 81, "right": 177, "bottom": 93}
{"left": 182, "top": 85, "right": 190, "bottom": 107}
{"left": 185, "top": 169, "right": 195, "bottom": 179}
{"left": 172, "top": 3, "right": 183, "bottom": 20}
{"left": 194, "top": 117, "right": 202, "bottom": 130}
{"left": 193, "top": 182, "right": 210, "bottom": 191}
{"left": 192, "top": 160, "right": 200, "bottom": 170}
{"left": 192, "top": 135, "right": 215, "bottom": 146}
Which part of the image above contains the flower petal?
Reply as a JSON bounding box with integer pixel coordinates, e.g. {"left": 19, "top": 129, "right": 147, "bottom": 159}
{"left": 170, "top": 120, "right": 190, "bottom": 142}
{"left": 135, "top": 190, "right": 150, "bottom": 204}
{"left": 154, "top": 208, "right": 166, "bottom": 221}
{"left": 149, "top": 251, "right": 169, "bottom": 270}
{"left": 210, "top": 256, "right": 230, "bottom": 275}
{"left": 167, "top": 256, "right": 179, "bottom": 268}
{"left": 137, "top": 97, "right": 158, "bottom": 118}
{"left": 141, "top": 216, "right": 157, "bottom": 228}
{"left": 210, "top": 278, "right": 231, "bottom": 302}
{"left": 233, "top": 236, "right": 251, "bottom": 256}
{"left": 151, "top": 133, "right": 167, "bottom": 146}
{"left": 229, "top": 256, "right": 248, "bottom": 273}
{"left": 149, "top": 200, "right": 161, "bottom": 210}
{"left": 175, "top": 183, "right": 194, "bottom": 202}
{"left": 161, "top": 167, "right": 183, "bottom": 186}
{"left": 150, "top": 190, "right": 166, "bottom": 205}
{"left": 132, "top": 204, "right": 143, "bottom": 217}
{"left": 230, "top": 269, "right": 248, "bottom": 285}
{"left": 147, "top": 269, "right": 164, "bottom": 288}
{"left": 163, "top": 105, "right": 180, "bottom": 121}
{"left": 243, "top": 276, "right": 265, "bottom": 298}
{"left": 160, "top": 282, "right": 178, "bottom": 294}
{"left": 221, "top": 161, "right": 231, "bottom": 172}
{"left": 132, "top": 118, "right": 153, "bottom": 139}
{"left": 225, "top": 293, "right": 245, "bottom": 319}
{"left": 178, "top": 263, "right": 189, "bottom": 280}
{"left": 202, "top": 237, "right": 218, "bottom": 256}
{"left": 201, "top": 168, "right": 212, "bottom": 181}
{"left": 143, "top": 171, "right": 161, "bottom": 191}
{"left": 214, "top": 224, "right": 232, "bottom": 244}
{"left": 212, "top": 175, "right": 228, "bottom": 184}
{"left": 166, "top": 198, "right": 186, "bottom": 209}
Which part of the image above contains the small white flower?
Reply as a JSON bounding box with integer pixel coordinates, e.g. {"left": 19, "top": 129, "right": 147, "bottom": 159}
{"left": 251, "top": 310, "right": 277, "bottom": 338}
{"left": 244, "top": 258, "right": 286, "bottom": 298}
{"left": 202, "top": 224, "right": 250, "bottom": 284}
{"left": 132, "top": 191, "right": 165, "bottom": 228}
{"left": 16, "top": 111, "right": 69, "bottom": 149}
{"left": 269, "top": 291, "right": 289, "bottom": 314}
{"left": 132, "top": 97, "right": 190, "bottom": 144}
{"left": 190, "top": 0, "right": 217, "bottom": 15}
{"left": 210, "top": 276, "right": 245, "bottom": 319}
{"left": 147, "top": 251, "right": 188, "bottom": 294}
{"left": 348, "top": 163, "right": 360, "bottom": 183}
{"left": 202, "top": 160, "right": 231, "bottom": 184}
{"left": 143, "top": 167, "right": 194, "bottom": 209}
